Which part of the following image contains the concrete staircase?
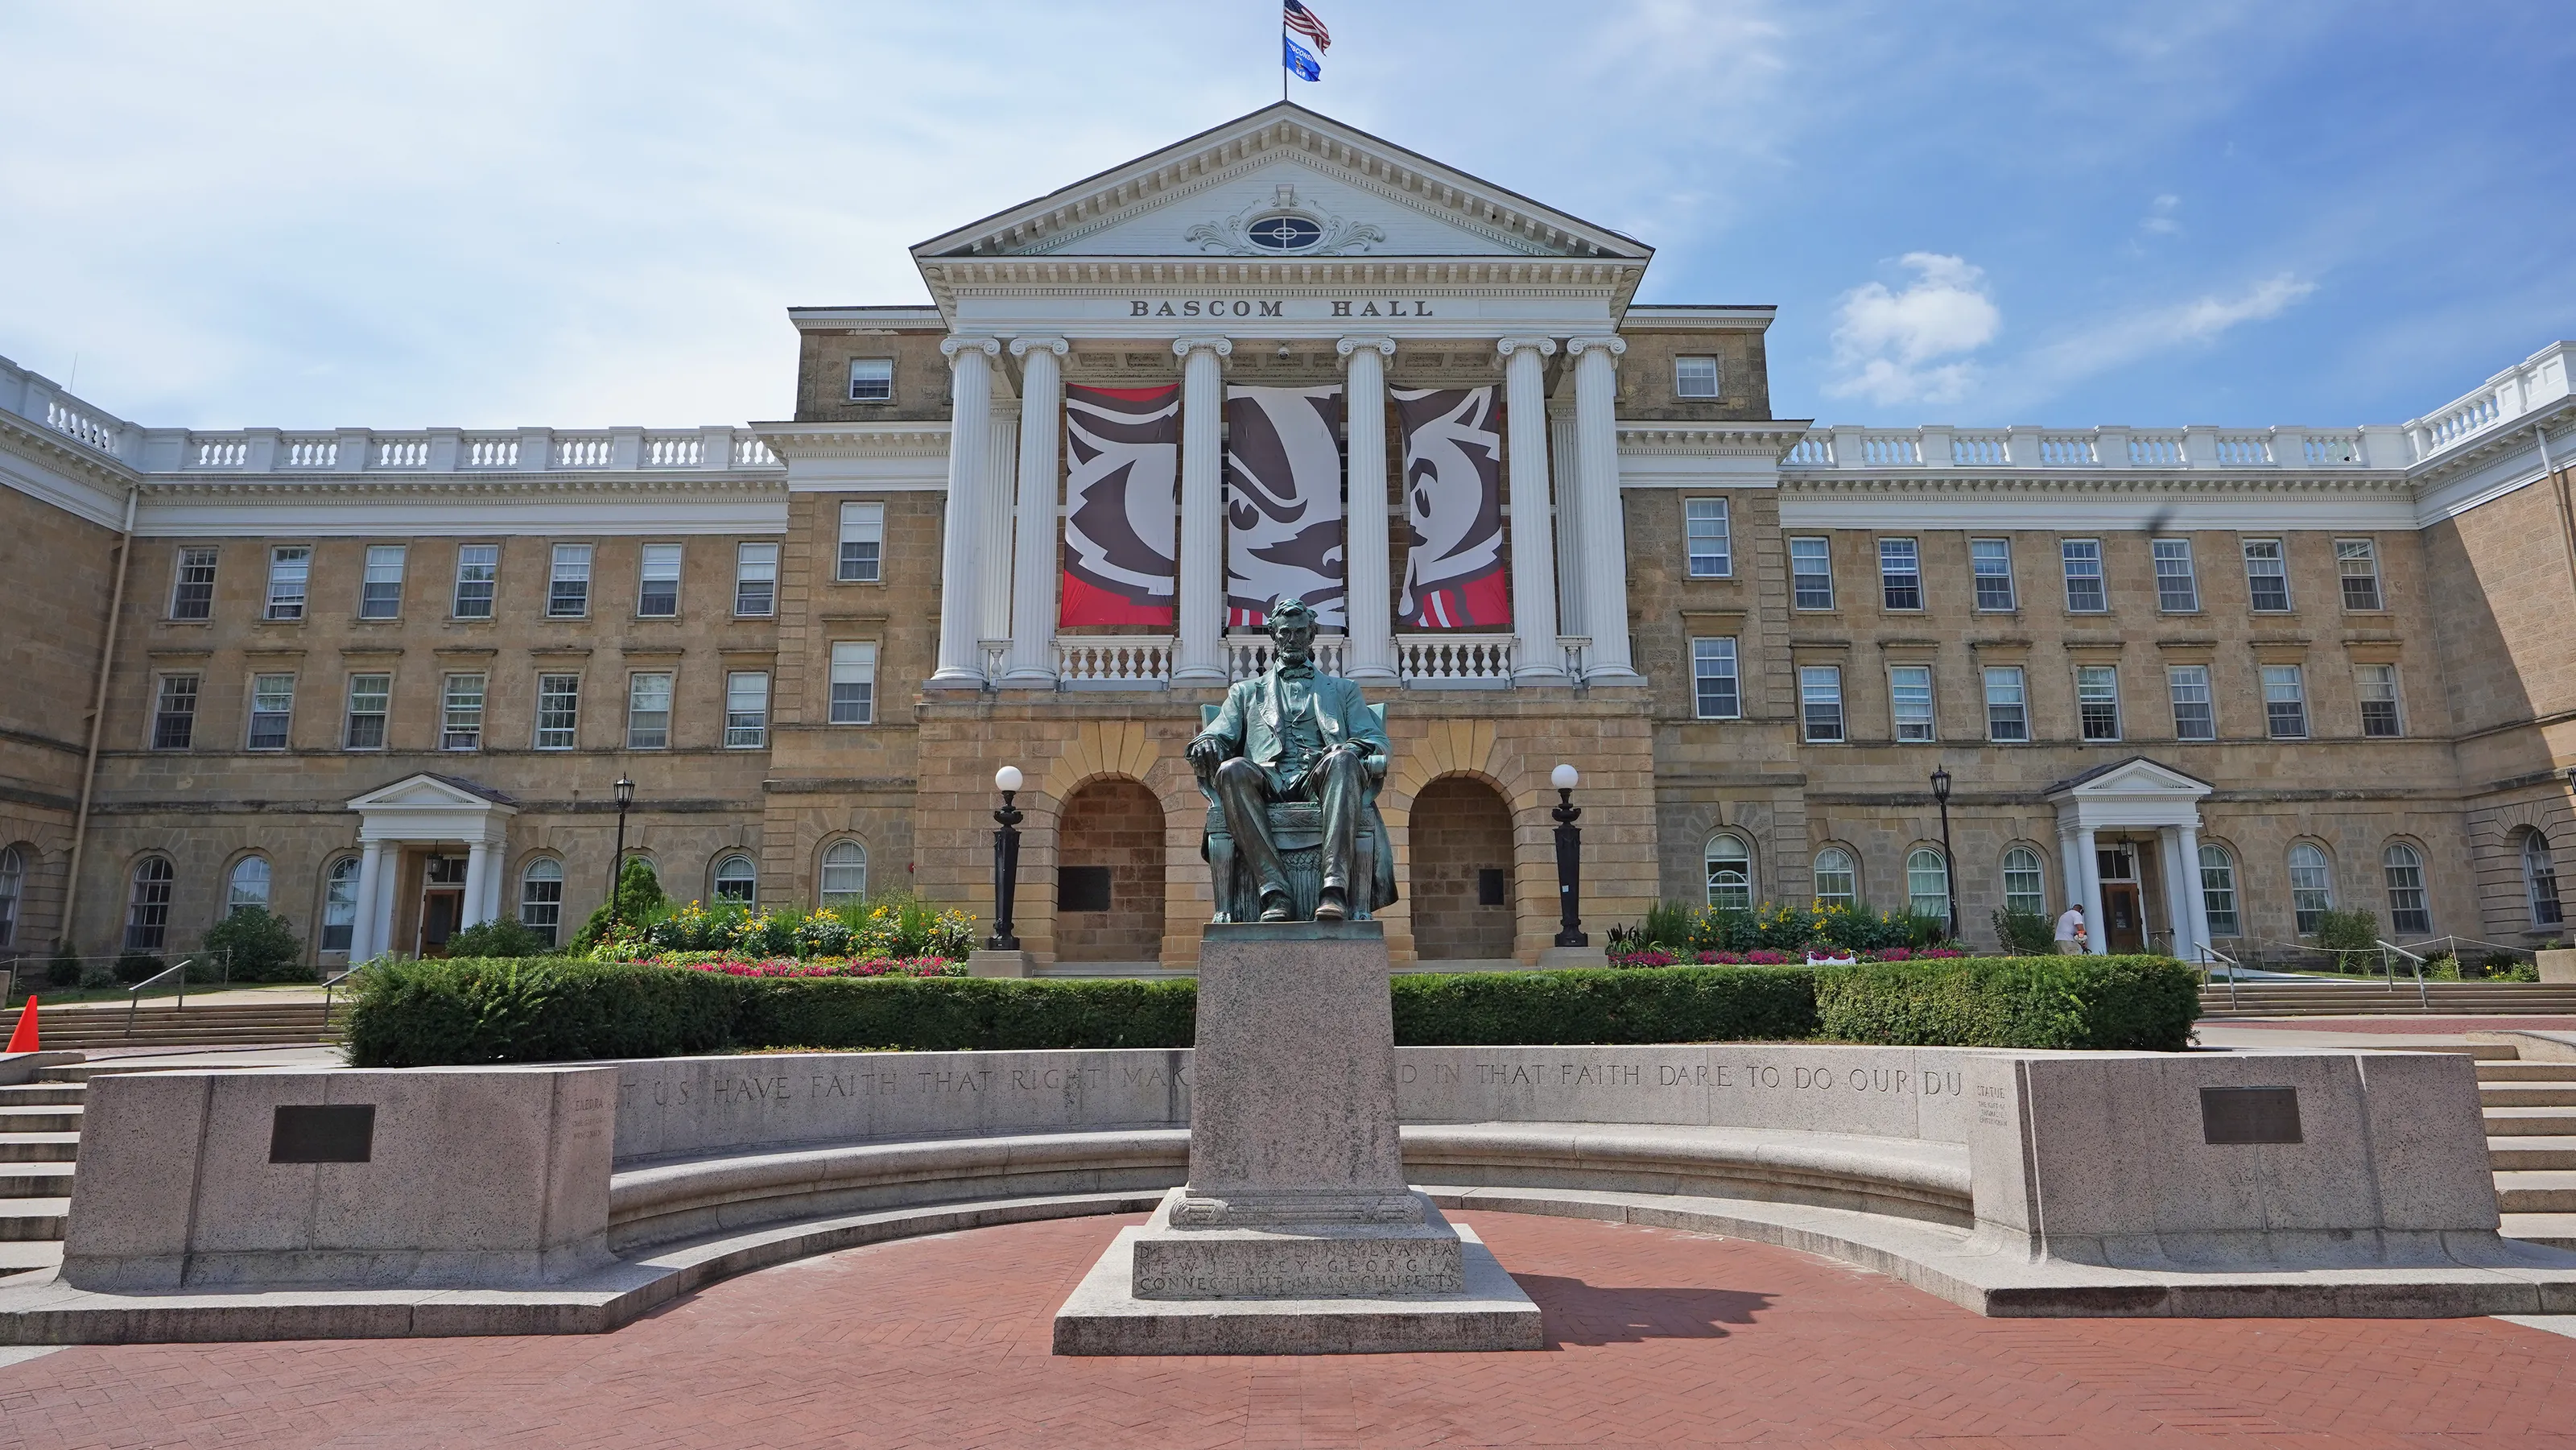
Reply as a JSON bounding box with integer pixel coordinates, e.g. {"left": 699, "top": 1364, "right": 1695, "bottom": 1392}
{"left": 0, "top": 1066, "right": 83, "bottom": 1279}
{"left": 2200, "top": 981, "right": 2576, "bottom": 1018}
{"left": 25, "top": 999, "right": 343, "bottom": 1050}
{"left": 2482, "top": 1043, "right": 2576, "bottom": 1250}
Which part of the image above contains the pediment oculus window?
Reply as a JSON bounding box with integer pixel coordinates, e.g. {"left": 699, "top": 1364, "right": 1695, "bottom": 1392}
{"left": 1245, "top": 213, "right": 1323, "bottom": 251}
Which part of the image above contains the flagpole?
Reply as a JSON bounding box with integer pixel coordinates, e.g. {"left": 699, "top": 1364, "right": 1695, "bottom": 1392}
{"left": 1282, "top": 10, "right": 1289, "bottom": 101}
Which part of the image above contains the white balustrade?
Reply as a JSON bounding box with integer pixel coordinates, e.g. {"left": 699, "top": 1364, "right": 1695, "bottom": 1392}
{"left": 2212, "top": 435, "right": 2273, "bottom": 466}
{"left": 192, "top": 438, "right": 248, "bottom": 468}
{"left": 734, "top": 436, "right": 777, "bottom": 465}
{"left": 1855, "top": 432, "right": 1921, "bottom": 465}
{"left": 1396, "top": 633, "right": 1516, "bottom": 688}
{"left": 44, "top": 399, "right": 117, "bottom": 453}
{"left": 2421, "top": 392, "right": 2500, "bottom": 451}
{"left": 1951, "top": 432, "right": 2008, "bottom": 466}
{"left": 463, "top": 436, "right": 519, "bottom": 468}
{"left": 2036, "top": 434, "right": 2097, "bottom": 465}
{"left": 1226, "top": 633, "right": 1346, "bottom": 680}
{"left": 373, "top": 436, "right": 431, "bottom": 469}
{"left": 1783, "top": 436, "right": 1832, "bottom": 465}
{"left": 2302, "top": 432, "right": 2363, "bottom": 465}
{"left": 282, "top": 436, "right": 338, "bottom": 468}
{"left": 1055, "top": 636, "right": 1174, "bottom": 688}
{"left": 553, "top": 435, "right": 613, "bottom": 468}
{"left": 644, "top": 433, "right": 702, "bottom": 467}
{"left": 2127, "top": 433, "right": 2184, "bottom": 465}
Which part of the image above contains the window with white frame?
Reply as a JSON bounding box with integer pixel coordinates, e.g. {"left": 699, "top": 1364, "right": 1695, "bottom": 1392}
{"left": 1906, "top": 848, "right": 1950, "bottom": 922}
{"left": 171, "top": 546, "right": 217, "bottom": 620}
{"left": 125, "top": 857, "right": 173, "bottom": 950}
{"left": 226, "top": 855, "right": 270, "bottom": 916}
{"left": 1813, "top": 848, "right": 1857, "bottom": 910}
{"left": 2261, "top": 664, "right": 2308, "bottom": 738}
{"left": 2199, "top": 844, "right": 2240, "bottom": 936}
{"left": 441, "top": 673, "right": 485, "bottom": 750}
{"left": 820, "top": 841, "right": 868, "bottom": 907}
{"left": 2152, "top": 539, "right": 2199, "bottom": 612}
{"left": 636, "top": 543, "right": 683, "bottom": 618}
{"left": 2526, "top": 832, "right": 2564, "bottom": 928}
{"left": 265, "top": 546, "right": 311, "bottom": 621}
{"left": 1799, "top": 665, "right": 1843, "bottom": 743}
{"left": 152, "top": 674, "right": 200, "bottom": 750}
{"left": 0, "top": 845, "right": 20, "bottom": 948}
{"left": 344, "top": 673, "right": 390, "bottom": 750}
{"left": 2289, "top": 842, "right": 2334, "bottom": 936}
{"left": 1971, "top": 539, "right": 2015, "bottom": 610}
{"left": 519, "top": 858, "right": 564, "bottom": 946}
{"left": 359, "top": 544, "right": 406, "bottom": 619}
{"left": 2383, "top": 842, "right": 2431, "bottom": 936}
{"left": 2167, "top": 664, "right": 2215, "bottom": 741}
{"left": 535, "top": 673, "right": 580, "bottom": 750}
{"left": 453, "top": 543, "right": 498, "bottom": 618}
{"left": 548, "top": 543, "right": 593, "bottom": 618}
{"left": 1984, "top": 667, "right": 2029, "bottom": 742}
{"left": 838, "top": 503, "right": 886, "bottom": 582}
{"left": 2337, "top": 539, "right": 2383, "bottom": 610}
{"left": 1879, "top": 539, "right": 1922, "bottom": 610}
{"left": 321, "top": 856, "right": 359, "bottom": 952}
{"left": 627, "top": 673, "right": 674, "bottom": 750}
{"left": 848, "top": 358, "right": 894, "bottom": 403}
{"left": 1703, "top": 833, "right": 1752, "bottom": 911}
{"left": 1790, "top": 537, "right": 1833, "bottom": 609}
{"left": 724, "top": 671, "right": 770, "bottom": 748}
{"left": 714, "top": 854, "right": 758, "bottom": 903}
{"left": 735, "top": 543, "right": 779, "bottom": 617}
{"left": 247, "top": 673, "right": 295, "bottom": 750}
{"left": 1674, "top": 354, "right": 1720, "bottom": 399}
{"left": 2075, "top": 665, "right": 2120, "bottom": 742}
{"left": 1684, "top": 498, "right": 1731, "bottom": 577}
{"left": 829, "top": 642, "right": 877, "bottom": 725}
{"left": 1889, "top": 664, "right": 1934, "bottom": 742}
{"left": 1690, "top": 638, "right": 1740, "bottom": 720}
{"left": 2061, "top": 539, "right": 2107, "bottom": 612}
{"left": 2356, "top": 663, "right": 2402, "bottom": 737}
{"left": 2243, "top": 539, "right": 2291, "bottom": 611}
{"left": 2002, "top": 845, "right": 2046, "bottom": 916}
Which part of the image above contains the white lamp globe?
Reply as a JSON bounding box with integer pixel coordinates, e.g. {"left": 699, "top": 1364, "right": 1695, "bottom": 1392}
{"left": 994, "top": 765, "right": 1024, "bottom": 793}
{"left": 1550, "top": 763, "right": 1579, "bottom": 791}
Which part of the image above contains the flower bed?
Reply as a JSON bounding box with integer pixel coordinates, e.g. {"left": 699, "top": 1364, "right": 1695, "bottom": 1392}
{"left": 1608, "top": 946, "right": 1970, "bottom": 968}
{"left": 634, "top": 953, "right": 965, "bottom": 979}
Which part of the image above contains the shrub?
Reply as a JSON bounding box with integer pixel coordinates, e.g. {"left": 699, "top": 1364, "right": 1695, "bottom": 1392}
{"left": 1814, "top": 954, "right": 2200, "bottom": 1051}
{"left": 45, "top": 952, "right": 80, "bottom": 989}
{"left": 1640, "top": 900, "right": 1695, "bottom": 950}
{"left": 1390, "top": 965, "right": 1818, "bottom": 1045}
{"left": 202, "top": 906, "right": 313, "bottom": 982}
{"left": 112, "top": 951, "right": 166, "bottom": 985}
{"left": 1991, "top": 905, "right": 2057, "bottom": 956}
{"left": 444, "top": 917, "right": 551, "bottom": 959}
{"left": 2308, "top": 907, "right": 2380, "bottom": 969}
{"left": 572, "top": 858, "right": 670, "bottom": 952}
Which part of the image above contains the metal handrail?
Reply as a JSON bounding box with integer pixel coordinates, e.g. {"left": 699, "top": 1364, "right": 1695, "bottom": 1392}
{"left": 2200, "top": 944, "right": 2242, "bottom": 1013}
{"left": 2376, "top": 939, "right": 2429, "bottom": 1011}
{"left": 321, "top": 964, "right": 364, "bottom": 1017}
{"left": 123, "top": 957, "right": 192, "bottom": 1037}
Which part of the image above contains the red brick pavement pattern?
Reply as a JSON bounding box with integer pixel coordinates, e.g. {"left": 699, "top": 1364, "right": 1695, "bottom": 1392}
{"left": 5, "top": 1212, "right": 2576, "bottom": 1448}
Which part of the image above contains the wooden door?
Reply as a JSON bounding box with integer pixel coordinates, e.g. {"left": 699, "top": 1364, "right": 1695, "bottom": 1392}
{"left": 419, "top": 890, "right": 464, "bottom": 957}
{"left": 2103, "top": 883, "right": 2145, "bottom": 953}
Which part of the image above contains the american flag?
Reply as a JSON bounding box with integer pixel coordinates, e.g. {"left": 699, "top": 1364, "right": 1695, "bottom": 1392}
{"left": 1283, "top": 1, "right": 1330, "bottom": 52}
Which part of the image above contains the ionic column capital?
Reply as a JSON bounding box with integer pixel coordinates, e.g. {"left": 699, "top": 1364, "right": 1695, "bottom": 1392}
{"left": 1007, "top": 336, "right": 1069, "bottom": 358}
{"left": 1566, "top": 335, "right": 1628, "bottom": 360}
{"left": 1495, "top": 336, "right": 1558, "bottom": 359}
{"left": 1335, "top": 335, "right": 1397, "bottom": 360}
{"left": 941, "top": 334, "right": 1001, "bottom": 362}
{"left": 1172, "top": 335, "right": 1235, "bottom": 360}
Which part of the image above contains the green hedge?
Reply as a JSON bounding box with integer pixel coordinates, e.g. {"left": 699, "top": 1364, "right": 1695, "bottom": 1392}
{"left": 341, "top": 952, "right": 2198, "bottom": 1067}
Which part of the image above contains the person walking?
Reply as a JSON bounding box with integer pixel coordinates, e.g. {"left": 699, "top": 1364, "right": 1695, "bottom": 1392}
{"left": 2054, "top": 903, "right": 2088, "bottom": 954}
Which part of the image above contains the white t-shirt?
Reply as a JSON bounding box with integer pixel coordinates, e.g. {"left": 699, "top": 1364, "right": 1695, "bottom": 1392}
{"left": 2054, "top": 909, "right": 2086, "bottom": 944}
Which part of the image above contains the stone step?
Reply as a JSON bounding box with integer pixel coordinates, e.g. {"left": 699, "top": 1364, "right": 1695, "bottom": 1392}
{"left": 0, "top": 1163, "right": 76, "bottom": 1199}
{"left": 33, "top": 1030, "right": 339, "bottom": 1049}
{"left": 2480, "top": 1084, "right": 2576, "bottom": 1108}
{"left": 2485, "top": 1106, "right": 2576, "bottom": 1136}
{"left": 0, "top": 1084, "right": 86, "bottom": 1105}
{"left": 2495, "top": 1171, "right": 2576, "bottom": 1214}
{"left": 2490, "top": 1137, "right": 2576, "bottom": 1171}
{"left": 0, "top": 1199, "right": 67, "bottom": 1241}
{"left": 0, "top": 1134, "right": 80, "bottom": 1163}
{"left": 2504, "top": 1213, "right": 2576, "bottom": 1251}
{"left": 0, "top": 1105, "right": 81, "bottom": 1134}
{"left": 2477, "top": 1062, "right": 2576, "bottom": 1081}
{"left": 0, "top": 1240, "right": 61, "bottom": 1279}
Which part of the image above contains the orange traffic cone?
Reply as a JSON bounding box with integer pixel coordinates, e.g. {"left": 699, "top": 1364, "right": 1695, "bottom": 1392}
{"left": 4, "top": 997, "right": 36, "bottom": 1055}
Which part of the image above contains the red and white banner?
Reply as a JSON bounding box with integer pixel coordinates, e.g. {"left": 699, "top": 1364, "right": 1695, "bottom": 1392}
{"left": 1224, "top": 384, "right": 1346, "bottom": 630}
{"left": 1395, "top": 385, "right": 1509, "bottom": 629}
{"left": 1059, "top": 383, "right": 1180, "bottom": 627}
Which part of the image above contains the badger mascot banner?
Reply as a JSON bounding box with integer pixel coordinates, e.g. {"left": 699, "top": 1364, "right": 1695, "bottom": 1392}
{"left": 1395, "top": 385, "right": 1510, "bottom": 628}
{"left": 1222, "top": 384, "right": 1347, "bottom": 629}
{"left": 1059, "top": 383, "right": 1181, "bottom": 626}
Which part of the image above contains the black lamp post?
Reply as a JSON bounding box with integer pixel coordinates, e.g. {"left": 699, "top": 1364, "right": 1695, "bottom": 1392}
{"left": 1929, "top": 765, "right": 1958, "bottom": 940}
{"left": 988, "top": 765, "right": 1024, "bottom": 952}
{"left": 1550, "top": 763, "right": 1587, "bottom": 948}
{"left": 607, "top": 775, "right": 636, "bottom": 932}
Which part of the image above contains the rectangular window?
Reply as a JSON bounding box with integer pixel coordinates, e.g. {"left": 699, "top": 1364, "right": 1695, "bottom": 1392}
{"left": 2061, "top": 539, "right": 2106, "bottom": 612}
{"left": 2153, "top": 538, "right": 2199, "bottom": 612}
{"left": 171, "top": 547, "right": 217, "bottom": 620}
{"left": 2076, "top": 665, "right": 2121, "bottom": 742}
{"left": 1799, "top": 665, "right": 1844, "bottom": 743}
{"left": 1790, "top": 537, "right": 1834, "bottom": 609}
{"left": 2357, "top": 663, "right": 2403, "bottom": 737}
{"left": 1971, "top": 539, "right": 2015, "bottom": 611}
{"left": 1674, "top": 355, "right": 1720, "bottom": 399}
{"left": 724, "top": 671, "right": 770, "bottom": 748}
{"left": 151, "top": 674, "right": 200, "bottom": 750}
{"left": 2243, "top": 539, "right": 2291, "bottom": 612}
{"left": 535, "top": 674, "right": 580, "bottom": 750}
{"left": 1878, "top": 538, "right": 1922, "bottom": 610}
{"left": 734, "top": 543, "right": 779, "bottom": 617}
{"left": 848, "top": 357, "right": 894, "bottom": 402}
{"left": 2262, "top": 663, "right": 2309, "bottom": 738}
{"left": 344, "top": 674, "right": 390, "bottom": 750}
{"left": 626, "top": 672, "right": 673, "bottom": 750}
{"left": 636, "top": 543, "right": 682, "bottom": 618}
{"left": 1984, "top": 667, "right": 2029, "bottom": 742}
{"left": 838, "top": 503, "right": 885, "bottom": 582}
{"left": 440, "top": 673, "right": 485, "bottom": 751}
{"left": 1889, "top": 664, "right": 1934, "bottom": 742}
{"left": 1690, "top": 638, "right": 1740, "bottom": 720}
{"left": 453, "top": 543, "right": 498, "bottom": 618}
{"left": 2168, "top": 664, "right": 2215, "bottom": 740}
{"left": 2337, "top": 539, "right": 2383, "bottom": 610}
{"left": 828, "top": 642, "right": 877, "bottom": 725}
{"left": 247, "top": 673, "right": 295, "bottom": 750}
{"left": 1684, "top": 498, "right": 1732, "bottom": 578}
{"left": 548, "top": 543, "right": 593, "bottom": 618}
{"left": 358, "top": 544, "right": 407, "bottom": 619}
{"left": 265, "top": 546, "right": 311, "bottom": 621}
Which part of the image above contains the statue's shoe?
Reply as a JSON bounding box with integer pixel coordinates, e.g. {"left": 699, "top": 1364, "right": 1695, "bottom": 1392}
{"left": 1259, "top": 893, "right": 1294, "bottom": 923}
{"left": 1314, "top": 886, "right": 1348, "bottom": 920}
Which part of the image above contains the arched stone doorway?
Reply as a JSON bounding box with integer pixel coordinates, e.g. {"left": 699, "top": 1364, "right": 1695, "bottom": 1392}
{"left": 1054, "top": 778, "right": 1166, "bottom": 963}
{"left": 1407, "top": 775, "right": 1516, "bottom": 964}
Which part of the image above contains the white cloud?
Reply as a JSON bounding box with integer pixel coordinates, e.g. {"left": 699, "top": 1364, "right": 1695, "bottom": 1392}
{"left": 2141, "top": 193, "right": 2182, "bottom": 234}
{"left": 2024, "top": 274, "right": 2316, "bottom": 386}
{"left": 1825, "top": 253, "right": 2001, "bottom": 406}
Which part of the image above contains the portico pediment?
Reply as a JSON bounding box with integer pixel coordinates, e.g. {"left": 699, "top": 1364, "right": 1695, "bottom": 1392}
{"left": 2043, "top": 757, "right": 2214, "bottom": 803}
{"left": 345, "top": 773, "right": 518, "bottom": 847}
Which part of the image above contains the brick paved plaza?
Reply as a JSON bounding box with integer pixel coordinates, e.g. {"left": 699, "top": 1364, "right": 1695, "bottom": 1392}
{"left": 4, "top": 1210, "right": 2574, "bottom": 1448}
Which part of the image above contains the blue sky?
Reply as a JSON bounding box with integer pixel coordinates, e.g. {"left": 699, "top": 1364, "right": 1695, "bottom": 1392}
{"left": 2, "top": 1, "right": 2568, "bottom": 432}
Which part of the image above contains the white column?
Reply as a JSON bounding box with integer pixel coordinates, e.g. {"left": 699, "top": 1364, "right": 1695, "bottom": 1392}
{"left": 349, "top": 838, "right": 386, "bottom": 960}
{"left": 1003, "top": 337, "right": 1068, "bottom": 688}
{"left": 460, "top": 841, "right": 493, "bottom": 929}
{"left": 2077, "top": 826, "right": 2107, "bottom": 954}
{"left": 2157, "top": 826, "right": 2192, "bottom": 959}
{"left": 1172, "top": 336, "right": 1232, "bottom": 684}
{"left": 481, "top": 841, "right": 508, "bottom": 927}
{"left": 981, "top": 406, "right": 1019, "bottom": 653}
{"left": 929, "top": 335, "right": 1000, "bottom": 688}
{"left": 1567, "top": 337, "right": 1639, "bottom": 684}
{"left": 2177, "top": 820, "right": 2213, "bottom": 961}
{"left": 1338, "top": 336, "right": 1397, "bottom": 683}
{"left": 1496, "top": 337, "right": 1566, "bottom": 684}
{"left": 370, "top": 844, "right": 403, "bottom": 959}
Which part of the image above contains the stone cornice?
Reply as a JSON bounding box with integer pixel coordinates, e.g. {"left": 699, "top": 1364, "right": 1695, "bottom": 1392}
{"left": 1616, "top": 422, "right": 1812, "bottom": 459}
{"left": 134, "top": 472, "right": 786, "bottom": 501}
{"left": 753, "top": 424, "right": 952, "bottom": 461}
{"left": 1777, "top": 469, "right": 2417, "bottom": 499}
{"left": 923, "top": 259, "right": 1642, "bottom": 305}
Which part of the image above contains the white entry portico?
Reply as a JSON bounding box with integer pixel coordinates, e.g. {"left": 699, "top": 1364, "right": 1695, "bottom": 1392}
{"left": 343, "top": 774, "right": 518, "bottom": 960}
{"left": 2044, "top": 758, "right": 2215, "bottom": 959}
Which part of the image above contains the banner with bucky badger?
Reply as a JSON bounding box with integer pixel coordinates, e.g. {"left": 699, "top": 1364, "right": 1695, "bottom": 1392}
{"left": 1059, "top": 383, "right": 1180, "bottom": 626}
{"left": 1395, "top": 385, "right": 1510, "bottom": 628}
{"left": 1223, "top": 384, "right": 1346, "bottom": 629}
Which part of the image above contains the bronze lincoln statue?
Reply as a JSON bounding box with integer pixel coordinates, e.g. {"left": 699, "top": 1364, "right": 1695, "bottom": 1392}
{"left": 1187, "top": 597, "right": 1396, "bottom": 923}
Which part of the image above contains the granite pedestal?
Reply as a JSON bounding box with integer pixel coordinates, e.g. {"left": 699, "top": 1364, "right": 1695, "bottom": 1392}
{"left": 1054, "top": 921, "right": 1542, "bottom": 1353}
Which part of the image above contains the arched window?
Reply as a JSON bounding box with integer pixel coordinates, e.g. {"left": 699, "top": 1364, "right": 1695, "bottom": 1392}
{"left": 2288, "top": 843, "right": 2334, "bottom": 936}
{"left": 1813, "top": 848, "right": 1857, "bottom": 910}
{"left": 519, "top": 859, "right": 564, "bottom": 946}
{"left": 714, "top": 854, "right": 757, "bottom": 904}
{"left": 820, "top": 841, "right": 868, "bottom": 908}
{"left": 126, "top": 857, "right": 174, "bottom": 951}
{"left": 2527, "top": 832, "right": 2564, "bottom": 929}
{"left": 320, "top": 857, "right": 360, "bottom": 953}
{"left": 0, "top": 846, "right": 21, "bottom": 948}
{"left": 2000, "top": 846, "right": 2046, "bottom": 916}
{"left": 2382, "top": 843, "right": 2430, "bottom": 936}
{"left": 2198, "top": 843, "right": 2240, "bottom": 937}
{"left": 1906, "top": 848, "right": 1950, "bottom": 922}
{"left": 1703, "top": 834, "right": 1752, "bottom": 911}
{"left": 226, "top": 856, "right": 270, "bottom": 916}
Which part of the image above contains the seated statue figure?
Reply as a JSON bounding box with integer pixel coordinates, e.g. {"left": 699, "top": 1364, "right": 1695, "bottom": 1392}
{"left": 1187, "top": 597, "right": 1397, "bottom": 923}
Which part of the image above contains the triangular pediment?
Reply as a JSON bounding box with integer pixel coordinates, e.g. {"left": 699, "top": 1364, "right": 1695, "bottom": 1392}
{"left": 912, "top": 103, "right": 1650, "bottom": 265}
{"left": 345, "top": 773, "right": 519, "bottom": 813}
{"left": 2046, "top": 757, "right": 2214, "bottom": 800}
